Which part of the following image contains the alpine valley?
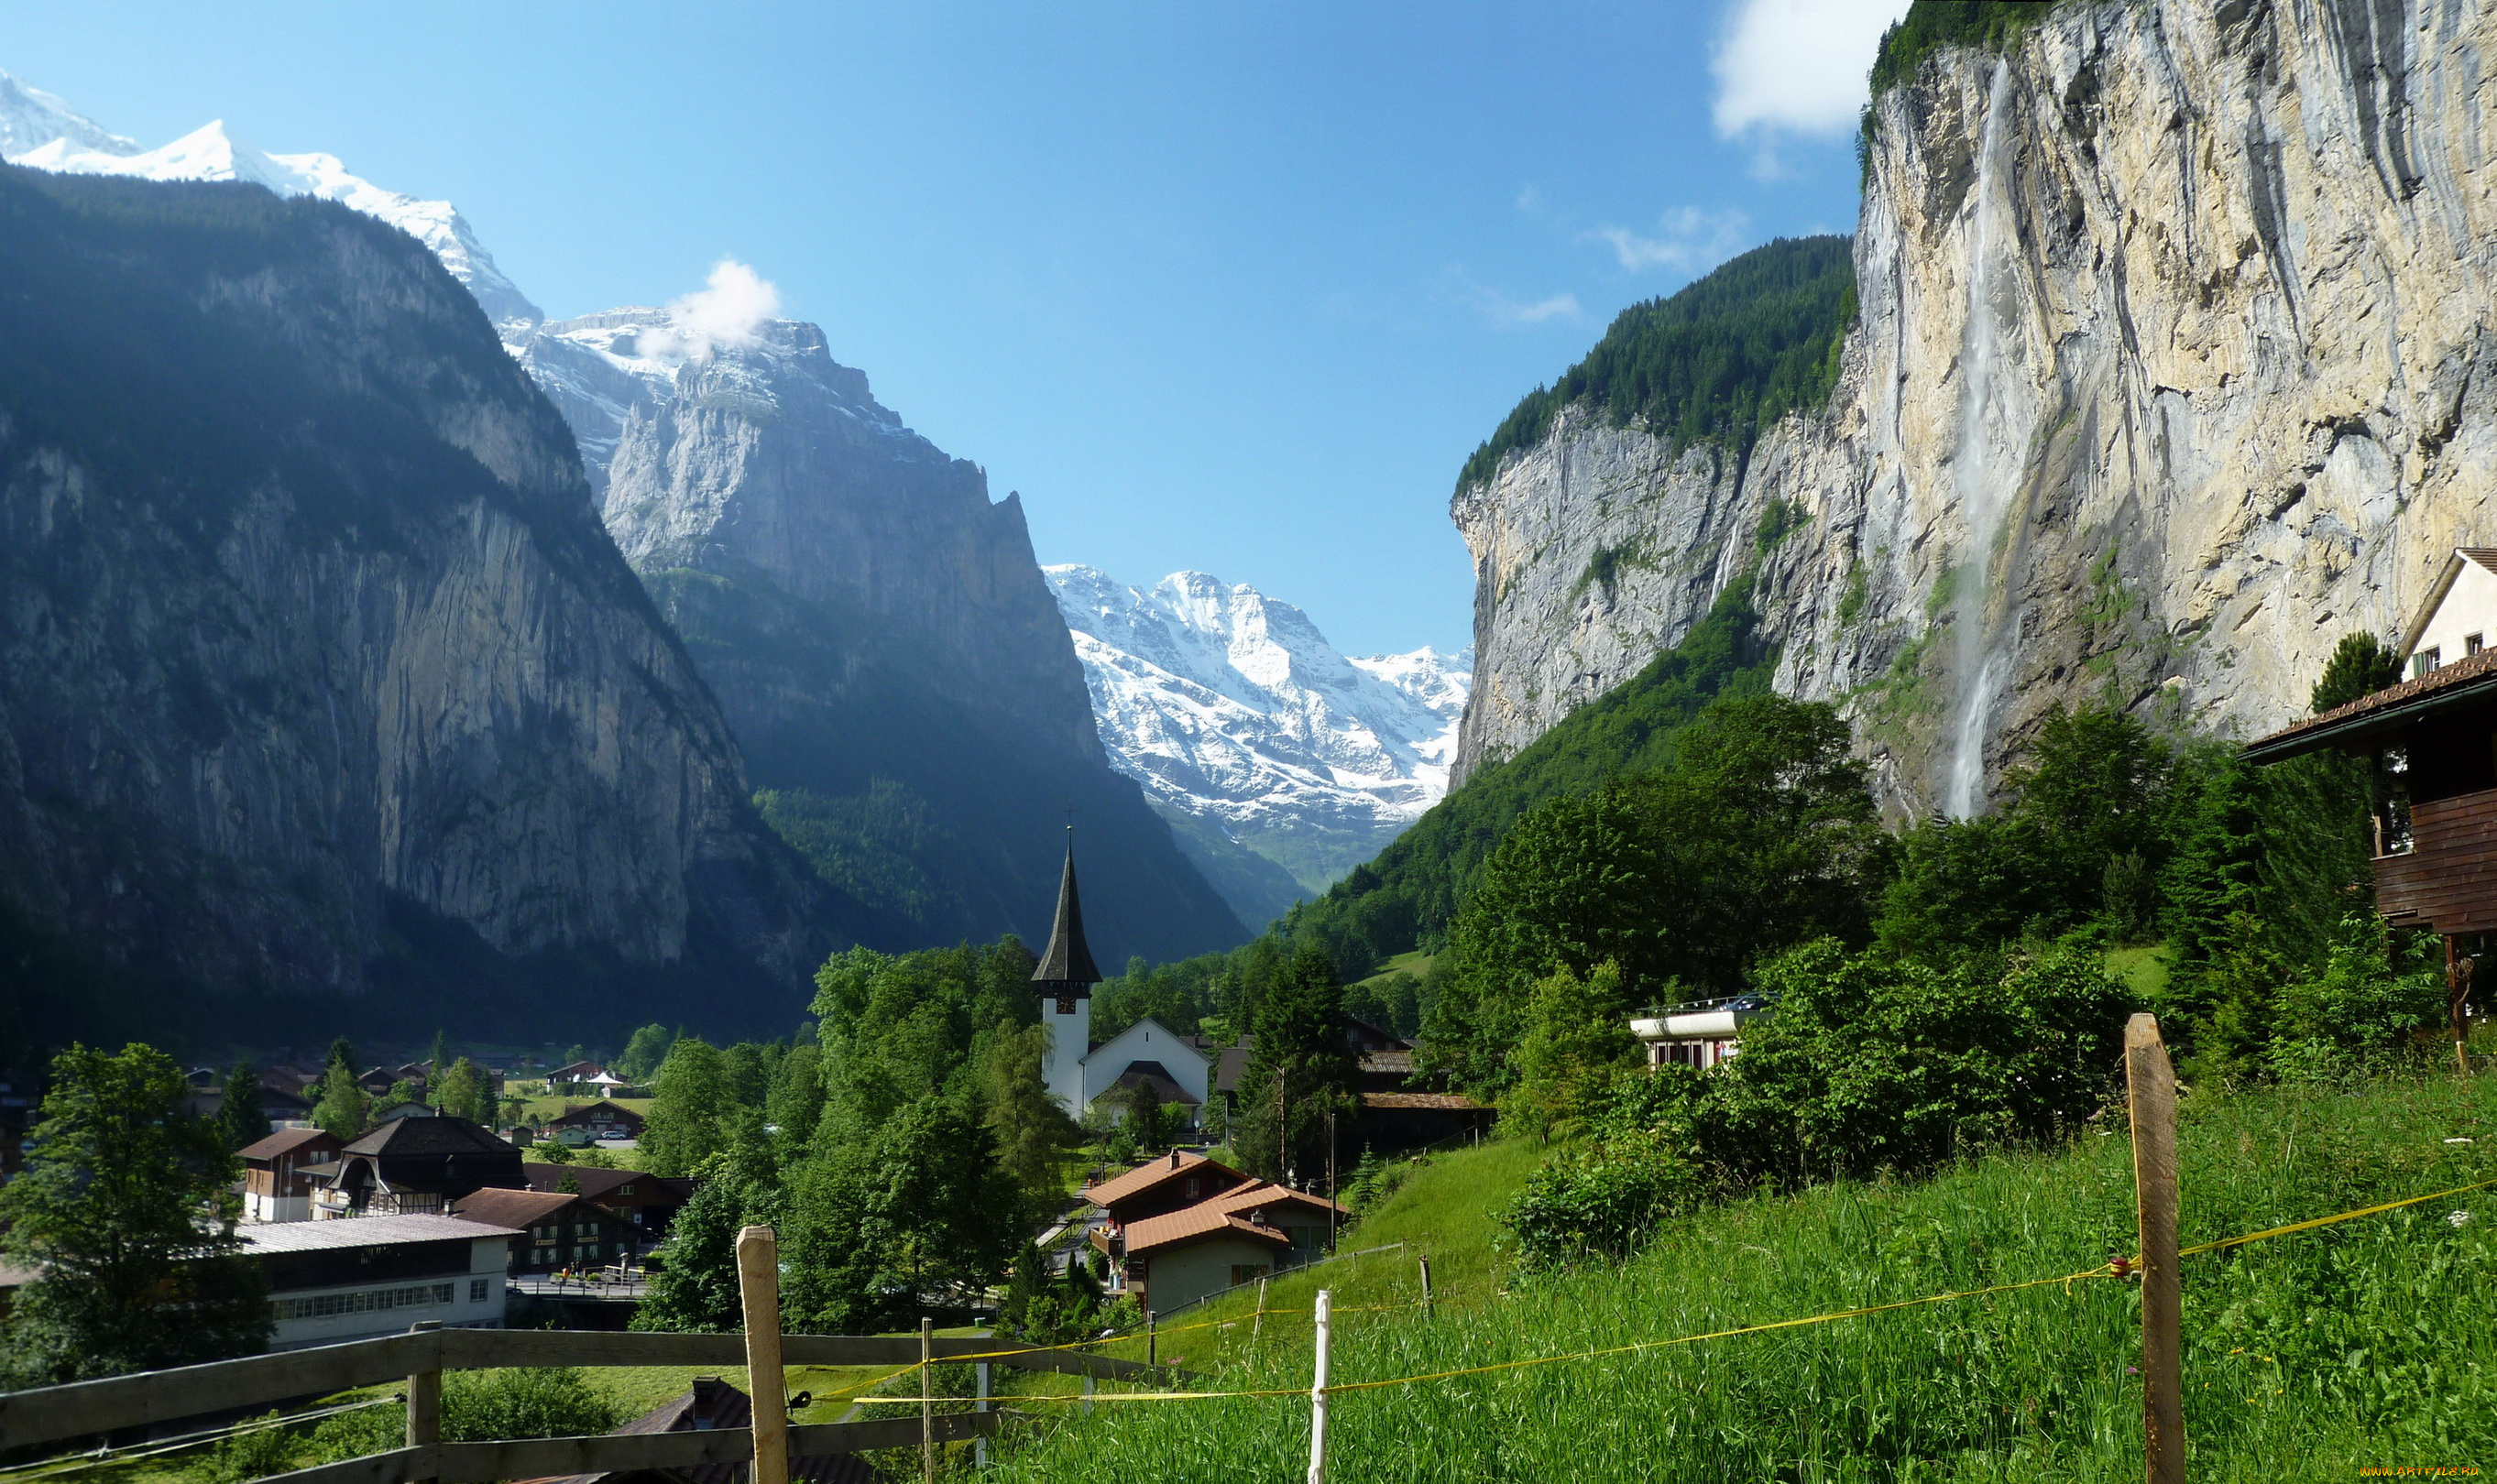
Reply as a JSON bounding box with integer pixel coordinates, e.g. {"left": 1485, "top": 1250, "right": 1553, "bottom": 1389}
{"left": 0, "top": 70, "right": 1309, "bottom": 1045}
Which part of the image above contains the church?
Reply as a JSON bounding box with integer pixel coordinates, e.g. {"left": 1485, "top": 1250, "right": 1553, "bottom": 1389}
{"left": 1031, "top": 835, "right": 1212, "bottom": 1125}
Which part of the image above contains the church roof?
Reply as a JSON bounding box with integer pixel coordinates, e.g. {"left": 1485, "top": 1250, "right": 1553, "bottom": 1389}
{"left": 1032, "top": 839, "right": 1102, "bottom": 987}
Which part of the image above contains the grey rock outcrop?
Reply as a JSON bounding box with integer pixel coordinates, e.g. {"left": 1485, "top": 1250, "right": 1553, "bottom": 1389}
{"left": 505, "top": 311, "right": 1248, "bottom": 961}
{"left": 0, "top": 168, "right": 831, "bottom": 1037}
{"left": 1454, "top": 0, "right": 2497, "bottom": 814}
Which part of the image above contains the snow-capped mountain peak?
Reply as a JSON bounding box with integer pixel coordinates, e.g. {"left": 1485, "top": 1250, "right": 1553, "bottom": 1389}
{"left": 0, "top": 71, "right": 134, "bottom": 158}
{"left": 1045, "top": 563, "right": 1469, "bottom": 911}
{"left": 4, "top": 91, "right": 542, "bottom": 328}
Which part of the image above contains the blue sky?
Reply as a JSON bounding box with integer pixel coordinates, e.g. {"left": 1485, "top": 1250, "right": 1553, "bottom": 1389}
{"left": 6, "top": 0, "right": 1901, "bottom": 656}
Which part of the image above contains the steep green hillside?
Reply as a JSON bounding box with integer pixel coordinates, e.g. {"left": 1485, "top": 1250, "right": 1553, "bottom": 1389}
{"left": 1454, "top": 235, "right": 1855, "bottom": 494}
{"left": 995, "top": 1074, "right": 2497, "bottom": 1479}
{"left": 1280, "top": 581, "right": 1776, "bottom": 977}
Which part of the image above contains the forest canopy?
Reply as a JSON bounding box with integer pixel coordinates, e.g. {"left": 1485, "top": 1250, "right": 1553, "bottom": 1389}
{"left": 1453, "top": 235, "right": 1856, "bottom": 494}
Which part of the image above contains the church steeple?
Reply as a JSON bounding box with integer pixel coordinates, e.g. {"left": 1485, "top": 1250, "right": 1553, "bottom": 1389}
{"left": 1032, "top": 828, "right": 1102, "bottom": 1010}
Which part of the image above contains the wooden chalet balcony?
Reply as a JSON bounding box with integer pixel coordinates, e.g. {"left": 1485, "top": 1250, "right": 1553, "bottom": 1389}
{"left": 2375, "top": 783, "right": 2497, "bottom": 935}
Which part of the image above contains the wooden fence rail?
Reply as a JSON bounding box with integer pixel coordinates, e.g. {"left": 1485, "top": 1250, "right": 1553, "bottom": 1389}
{"left": 257, "top": 1414, "right": 1007, "bottom": 1484}
{"left": 0, "top": 1329, "right": 1158, "bottom": 1452}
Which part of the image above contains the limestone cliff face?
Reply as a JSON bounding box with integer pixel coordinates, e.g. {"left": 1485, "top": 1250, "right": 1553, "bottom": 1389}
{"left": 509, "top": 311, "right": 1247, "bottom": 961}
{"left": 0, "top": 169, "right": 830, "bottom": 1033}
{"left": 1455, "top": 0, "right": 2497, "bottom": 813}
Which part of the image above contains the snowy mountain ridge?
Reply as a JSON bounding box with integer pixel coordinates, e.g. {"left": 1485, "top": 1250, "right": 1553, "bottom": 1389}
{"left": 1, "top": 79, "right": 542, "bottom": 327}
{"left": 1046, "top": 564, "right": 1467, "bottom": 915}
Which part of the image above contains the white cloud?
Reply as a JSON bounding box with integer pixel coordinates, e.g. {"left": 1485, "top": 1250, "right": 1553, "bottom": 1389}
{"left": 1586, "top": 207, "right": 1751, "bottom": 273}
{"left": 1446, "top": 270, "right": 1583, "bottom": 328}
{"left": 1711, "top": 0, "right": 1911, "bottom": 137}
{"left": 642, "top": 257, "right": 782, "bottom": 360}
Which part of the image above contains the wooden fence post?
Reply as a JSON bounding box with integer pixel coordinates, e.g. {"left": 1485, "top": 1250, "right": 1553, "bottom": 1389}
{"left": 1254, "top": 1277, "right": 1268, "bottom": 1340}
{"left": 2450, "top": 937, "right": 2474, "bottom": 1076}
{"left": 975, "top": 1337, "right": 992, "bottom": 1470}
{"left": 1146, "top": 1310, "right": 1157, "bottom": 1369}
{"left": 1306, "top": 1289, "right": 1332, "bottom": 1484}
{"left": 920, "top": 1316, "right": 935, "bottom": 1484}
{"left": 1418, "top": 1255, "right": 1433, "bottom": 1320}
{"left": 405, "top": 1320, "right": 443, "bottom": 1484}
{"left": 2125, "top": 1014, "right": 2185, "bottom": 1484}
{"left": 737, "top": 1227, "right": 789, "bottom": 1484}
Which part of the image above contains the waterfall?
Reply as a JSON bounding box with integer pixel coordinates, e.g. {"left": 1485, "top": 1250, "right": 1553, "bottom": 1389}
{"left": 1944, "top": 60, "right": 2016, "bottom": 819}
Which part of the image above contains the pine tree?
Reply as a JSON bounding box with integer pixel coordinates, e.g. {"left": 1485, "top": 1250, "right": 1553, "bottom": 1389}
{"left": 2311, "top": 632, "right": 2403, "bottom": 713}
{"left": 428, "top": 1029, "right": 451, "bottom": 1078}
{"left": 1234, "top": 948, "right": 1357, "bottom": 1182}
{"left": 214, "top": 1059, "right": 268, "bottom": 1151}
{"left": 433, "top": 1058, "right": 495, "bottom": 1127}
{"left": 0, "top": 1043, "right": 269, "bottom": 1383}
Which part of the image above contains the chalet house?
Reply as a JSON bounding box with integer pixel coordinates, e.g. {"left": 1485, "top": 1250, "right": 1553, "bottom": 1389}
{"left": 312, "top": 1115, "right": 525, "bottom": 1219}
{"left": 546, "top": 1061, "right": 628, "bottom": 1092}
{"left": 546, "top": 1100, "right": 645, "bottom": 1142}
{"left": 2245, "top": 547, "right": 2497, "bottom": 1064}
{"left": 1628, "top": 992, "right": 1774, "bottom": 1071}
{"left": 1081, "top": 1151, "right": 1347, "bottom": 1311}
{"left": 371, "top": 1100, "right": 434, "bottom": 1125}
{"left": 451, "top": 1187, "right": 639, "bottom": 1271}
{"left": 242, "top": 1212, "right": 517, "bottom": 1349}
{"left": 523, "top": 1162, "right": 692, "bottom": 1239}
{"left": 1117, "top": 1204, "right": 1295, "bottom": 1313}
{"left": 1211, "top": 1017, "right": 1488, "bottom": 1152}
{"left": 239, "top": 1127, "right": 346, "bottom": 1223}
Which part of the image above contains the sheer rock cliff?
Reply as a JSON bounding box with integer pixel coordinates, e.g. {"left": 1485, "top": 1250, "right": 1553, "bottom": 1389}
{"left": 1454, "top": 0, "right": 2497, "bottom": 813}
{"left": 0, "top": 169, "right": 832, "bottom": 1037}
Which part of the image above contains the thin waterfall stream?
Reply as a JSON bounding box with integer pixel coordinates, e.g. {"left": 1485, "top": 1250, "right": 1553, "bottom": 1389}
{"left": 1944, "top": 60, "right": 2016, "bottom": 819}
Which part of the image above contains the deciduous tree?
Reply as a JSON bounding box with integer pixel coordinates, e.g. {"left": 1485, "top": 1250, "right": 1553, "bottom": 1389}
{"left": 0, "top": 1043, "right": 268, "bottom": 1383}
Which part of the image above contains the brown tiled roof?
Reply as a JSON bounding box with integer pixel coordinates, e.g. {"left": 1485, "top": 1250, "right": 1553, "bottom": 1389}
{"left": 1123, "top": 1205, "right": 1295, "bottom": 1258}
{"left": 236, "top": 1127, "right": 339, "bottom": 1162}
{"left": 1359, "top": 1050, "right": 1415, "bottom": 1075}
{"left": 1084, "top": 1150, "right": 1244, "bottom": 1211}
{"left": 521, "top": 1163, "right": 684, "bottom": 1201}
{"left": 450, "top": 1187, "right": 583, "bottom": 1228}
{"left": 1207, "top": 1178, "right": 1347, "bottom": 1220}
{"left": 2242, "top": 646, "right": 2497, "bottom": 762}
{"left": 1360, "top": 1091, "right": 1484, "bottom": 1111}
{"left": 547, "top": 1099, "right": 644, "bottom": 1129}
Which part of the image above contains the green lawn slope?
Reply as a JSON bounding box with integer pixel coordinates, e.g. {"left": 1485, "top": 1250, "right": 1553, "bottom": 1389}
{"left": 990, "top": 1074, "right": 2496, "bottom": 1480}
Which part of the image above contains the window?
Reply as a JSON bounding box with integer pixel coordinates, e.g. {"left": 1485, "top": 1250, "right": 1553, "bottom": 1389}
{"left": 2472, "top": 634, "right": 2488, "bottom": 657}
{"left": 618, "top": 1184, "right": 634, "bottom": 1195}
{"left": 2415, "top": 647, "right": 2443, "bottom": 677}
{"left": 270, "top": 1283, "right": 453, "bottom": 1322}
{"left": 469, "top": 1279, "right": 489, "bottom": 1303}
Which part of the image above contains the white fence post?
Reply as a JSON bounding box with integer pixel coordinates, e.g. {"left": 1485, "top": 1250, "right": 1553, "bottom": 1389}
{"left": 975, "top": 1342, "right": 992, "bottom": 1469}
{"left": 1306, "top": 1288, "right": 1332, "bottom": 1484}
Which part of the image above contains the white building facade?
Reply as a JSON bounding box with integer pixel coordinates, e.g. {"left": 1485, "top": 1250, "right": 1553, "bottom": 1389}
{"left": 243, "top": 1213, "right": 516, "bottom": 1350}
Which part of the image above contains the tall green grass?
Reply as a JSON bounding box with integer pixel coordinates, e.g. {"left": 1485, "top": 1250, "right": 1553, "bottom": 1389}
{"left": 990, "top": 1075, "right": 2496, "bottom": 1480}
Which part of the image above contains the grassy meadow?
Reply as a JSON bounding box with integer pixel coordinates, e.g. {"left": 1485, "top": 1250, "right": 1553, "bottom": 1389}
{"left": 983, "top": 1073, "right": 2496, "bottom": 1481}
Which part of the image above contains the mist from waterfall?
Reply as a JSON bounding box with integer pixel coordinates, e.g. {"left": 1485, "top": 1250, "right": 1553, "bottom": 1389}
{"left": 1944, "top": 60, "right": 2016, "bottom": 819}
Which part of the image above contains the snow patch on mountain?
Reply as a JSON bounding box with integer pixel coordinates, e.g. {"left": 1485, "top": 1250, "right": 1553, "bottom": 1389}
{"left": 1046, "top": 564, "right": 1468, "bottom": 897}
{"left": 2, "top": 82, "right": 541, "bottom": 327}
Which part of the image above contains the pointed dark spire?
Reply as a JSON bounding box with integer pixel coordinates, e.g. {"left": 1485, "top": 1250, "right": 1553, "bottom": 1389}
{"left": 1032, "top": 827, "right": 1102, "bottom": 993}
